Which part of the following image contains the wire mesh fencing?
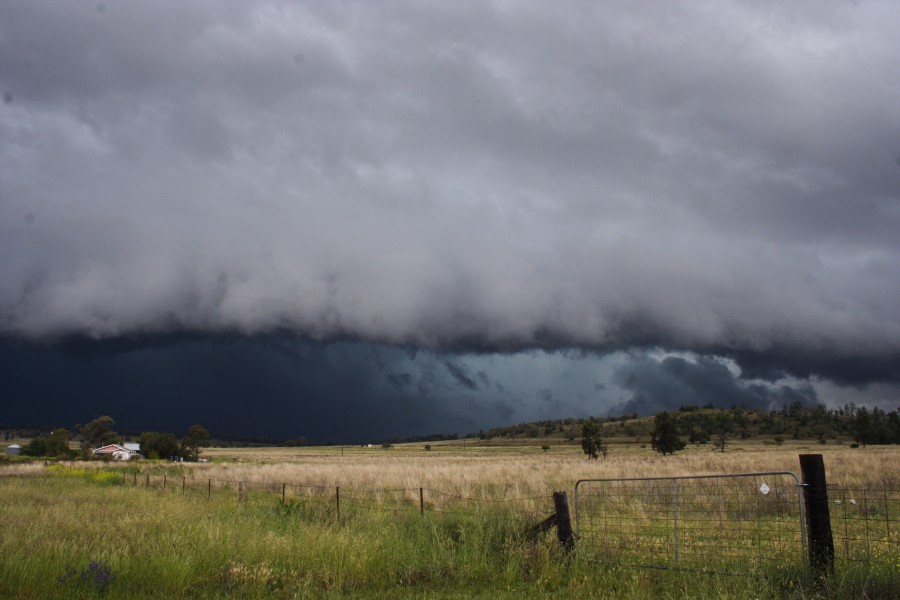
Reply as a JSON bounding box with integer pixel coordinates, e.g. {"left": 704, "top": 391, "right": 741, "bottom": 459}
{"left": 574, "top": 472, "right": 806, "bottom": 575}
{"left": 827, "top": 482, "right": 898, "bottom": 582}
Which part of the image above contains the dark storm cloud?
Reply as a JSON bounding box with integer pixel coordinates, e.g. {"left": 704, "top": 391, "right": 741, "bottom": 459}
{"left": 726, "top": 348, "right": 900, "bottom": 386}
{"left": 0, "top": 335, "right": 520, "bottom": 441}
{"left": 609, "top": 354, "right": 819, "bottom": 416}
{"left": 442, "top": 359, "right": 480, "bottom": 391}
{"left": 0, "top": 1, "right": 899, "bottom": 388}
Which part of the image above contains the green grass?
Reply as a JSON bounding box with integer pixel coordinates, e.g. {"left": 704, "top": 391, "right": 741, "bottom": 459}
{"left": 0, "top": 469, "right": 896, "bottom": 599}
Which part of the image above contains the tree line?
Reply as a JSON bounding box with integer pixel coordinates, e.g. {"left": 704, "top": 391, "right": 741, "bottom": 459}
{"left": 580, "top": 404, "right": 900, "bottom": 460}
{"left": 474, "top": 402, "right": 900, "bottom": 447}
{"left": 15, "top": 416, "right": 210, "bottom": 461}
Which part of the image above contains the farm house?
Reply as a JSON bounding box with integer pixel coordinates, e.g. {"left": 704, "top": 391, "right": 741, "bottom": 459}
{"left": 92, "top": 443, "right": 140, "bottom": 461}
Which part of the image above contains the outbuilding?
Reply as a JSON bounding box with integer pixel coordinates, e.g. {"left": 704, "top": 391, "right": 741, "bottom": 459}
{"left": 5, "top": 444, "right": 21, "bottom": 456}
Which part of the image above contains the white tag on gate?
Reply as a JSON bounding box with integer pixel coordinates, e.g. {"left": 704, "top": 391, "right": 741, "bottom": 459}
{"left": 759, "top": 483, "right": 770, "bottom": 495}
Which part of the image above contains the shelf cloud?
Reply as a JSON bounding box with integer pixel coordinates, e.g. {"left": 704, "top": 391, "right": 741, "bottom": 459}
{"left": 2, "top": 1, "right": 899, "bottom": 403}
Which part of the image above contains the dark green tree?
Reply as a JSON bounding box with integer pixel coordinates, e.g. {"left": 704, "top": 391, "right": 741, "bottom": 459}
{"left": 77, "top": 416, "right": 118, "bottom": 459}
{"left": 22, "top": 429, "right": 71, "bottom": 458}
{"left": 581, "top": 421, "right": 607, "bottom": 460}
{"left": 181, "top": 424, "right": 210, "bottom": 461}
{"left": 688, "top": 428, "right": 710, "bottom": 445}
{"left": 139, "top": 431, "right": 181, "bottom": 460}
{"left": 46, "top": 429, "right": 72, "bottom": 456}
{"left": 21, "top": 435, "right": 49, "bottom": 457}
{"left": 714, "top": 413, "right": 733, "bottom": 453}
{"left": 651, "top": 411, "right": 686, "bottom": 456}
{"left": 854, "top": 408, "right": 874, "bottom": 447}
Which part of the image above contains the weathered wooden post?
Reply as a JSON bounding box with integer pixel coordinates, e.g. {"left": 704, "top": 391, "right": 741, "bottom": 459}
{"left": 420, "top": 487, "right": 425, "bottom": 517}
{"left": 282, "top": 483, "right": 286, "bottom": 504}
{"left": 336, "top": 486, "right": 341, "bottom": 521}
{"left": 553, "top": 491, "right": 575, "bottom": 552}
{"left": 207, "top": 478, "right": 211, "bottom": 500}
{"left": 799, "top": 454, "right": 834, "bottom": 574}
{"left": 182, "top": 476, "right": 185, "bottom": 495}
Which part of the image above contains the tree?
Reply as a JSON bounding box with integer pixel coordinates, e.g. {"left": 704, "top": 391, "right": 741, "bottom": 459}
{"left": 139, "top": 431, "right": 181, "bottom": 460}
{"left": 47, "top": 429, "right": 72, "bottom": 456}
{"left": 181, "top": 424, "right": 210, "bottom": 461}
{"left": 688, "top": 428, "right": 710, "bottom": 445}
{"left": 19, "top": 429, "right": 71, "bottom": 458}
{"left": 854, "top": 408, "right": 874, "bottom": 447}
{"left": 581, "top": 421, "right": 607, "bottom": 460}
{"left": 21, "top": 435, "right": 48, "bottom": 457}
{"left": 77, "top": 416, "right": 118, "bottom": 459}
{"left": 714, "top": 413, "right": 733, "bottom": 453}
{"left": 651, "top": 411, "right": 686, "bottom": 456}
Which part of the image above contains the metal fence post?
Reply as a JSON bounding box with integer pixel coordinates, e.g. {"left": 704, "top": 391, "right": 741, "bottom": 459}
{"left": 208, "top": 478, "right": 211, "bottom": 500}
{"left": 420, "top": 487, "right": 424, "bottom": 517}
{"left": 336, "top": 486, "right": 341, "bottom": 521}
{"left": 799, "top": 454, "right": 834, "bottom": 574}
{"left": 282, "top": 483, "right": 286, "bottom": 504}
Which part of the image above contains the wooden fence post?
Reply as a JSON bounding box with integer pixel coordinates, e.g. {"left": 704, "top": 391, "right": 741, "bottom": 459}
{"left": 208, "top": 478, "right": 211, "bottom": 500}
{"left": 336, "top": 486, "right": 341, "bottom": 521}
{"left": 420, "top": 487, "right": 425, "bottom": 517}
{"left": 182, "top": 476, "right": 185, "bottom": 495}
{"left": 553, "top": 491, "right": 575, "bottom": 552}
{"left": 799, "top": 454, "right": 835, "bottom": 574}
{"left": 282, "top": 483, "right": 286, "bottom": 504}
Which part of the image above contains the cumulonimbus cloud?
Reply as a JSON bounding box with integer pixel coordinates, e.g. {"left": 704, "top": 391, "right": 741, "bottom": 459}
{"left": 1, "top": 1, "right": 899, "bottom": 384}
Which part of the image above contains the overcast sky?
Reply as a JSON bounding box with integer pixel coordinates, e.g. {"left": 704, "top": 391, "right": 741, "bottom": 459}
{"left": 1, "top": 1, "right": 898, "bottom": 439}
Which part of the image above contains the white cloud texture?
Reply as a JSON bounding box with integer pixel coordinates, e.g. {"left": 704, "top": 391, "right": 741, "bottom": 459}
{"left": 2, "top": 1, "right": 899, "bottom": 370}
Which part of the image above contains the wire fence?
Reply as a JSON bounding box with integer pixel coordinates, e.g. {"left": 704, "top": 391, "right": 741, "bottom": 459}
{"left": 575, "top": 472, "right": 900, "bottom": 581}
{"left": 575, "top": 472, "right": 806, "bottom": 575}
{"left": 65, "top": 463, "right": 900, "bottom": 581}
{"left": 827, "top": 483, "right": 898, "bottom": 579}
{"left": 114, "top": 468, "right": 555, "bottom": 523}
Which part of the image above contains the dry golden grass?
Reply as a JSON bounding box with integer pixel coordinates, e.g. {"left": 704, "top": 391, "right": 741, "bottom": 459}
{"left": 0, "top": 462, "right": 46, "bottom": 477}
{"left": 184, "top": 442, "right": 898, "bottom": 500}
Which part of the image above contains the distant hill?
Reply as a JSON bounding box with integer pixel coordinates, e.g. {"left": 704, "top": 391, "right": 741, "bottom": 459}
{"left": 394, "top": 402, "right": 899, "bottom": 447}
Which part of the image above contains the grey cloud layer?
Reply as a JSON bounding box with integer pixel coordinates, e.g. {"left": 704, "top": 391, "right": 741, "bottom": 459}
{"left": 2, "top": 2, "right": 899, "bottom": 371}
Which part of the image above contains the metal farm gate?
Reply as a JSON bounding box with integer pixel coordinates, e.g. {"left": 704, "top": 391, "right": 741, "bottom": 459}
{"left": 574, "top": 472, "right": 807, "bottom": 574}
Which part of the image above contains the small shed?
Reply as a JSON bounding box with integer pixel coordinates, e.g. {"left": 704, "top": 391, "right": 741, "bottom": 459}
{"left": 5, "top": 444, "right": 21, "bottom": 456}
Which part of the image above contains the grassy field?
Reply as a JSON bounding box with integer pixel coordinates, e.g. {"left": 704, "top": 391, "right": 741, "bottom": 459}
{"left": 1, "top": 442, "right": 897, "bottom": 599}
